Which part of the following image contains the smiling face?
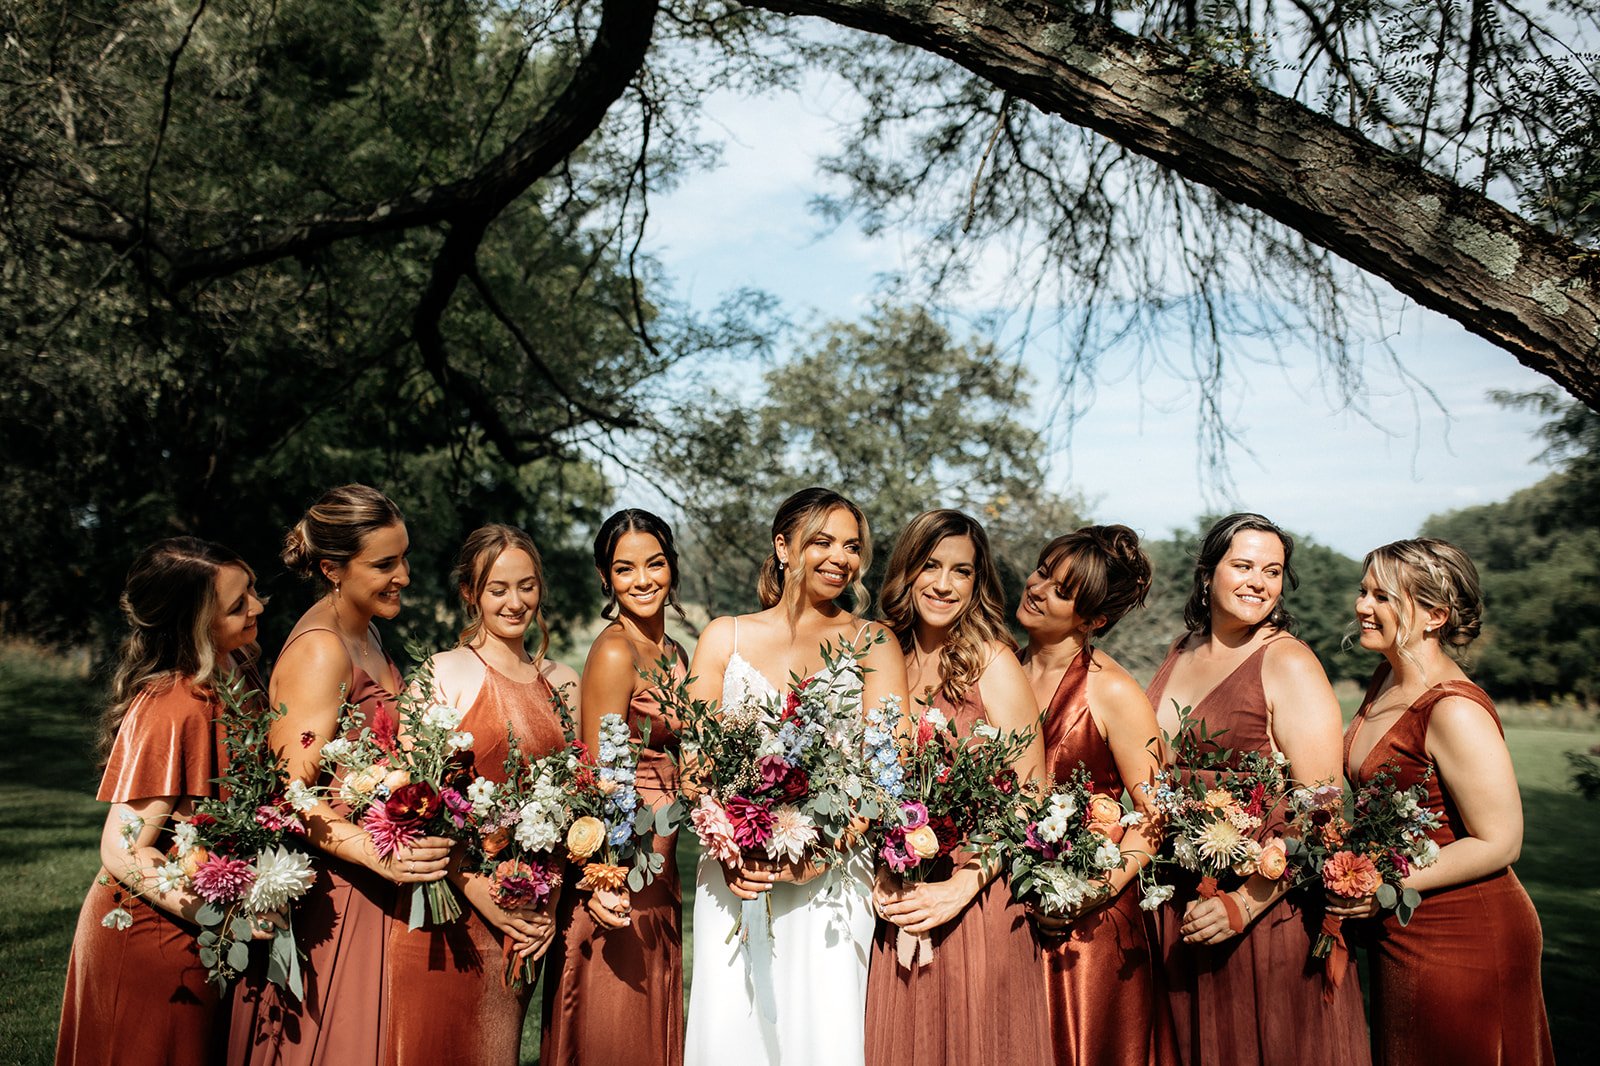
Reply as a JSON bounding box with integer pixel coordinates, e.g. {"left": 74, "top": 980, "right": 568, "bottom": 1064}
{"left": 475, "top": 547, "right": 538, "bottom": 642}
{"left": 1207, "top": 530, "right": 1285, "bottom": 630}
{"left": 209, "top": 564, "right": 264, "bottom": 656}
{"left": 327, "top": 521, "right": 410, "bottom": 620}
{"left": 606, "top": 530, "right": 671, "bottom": 622}
{"left": 911, "top": 534, "right": 976, "bottom": 632}
{"left": 1016, "top": 553, "right": 1102, "bottom": 641}
{"left": 777, "top": 505, "right": 862, "bottom": 604}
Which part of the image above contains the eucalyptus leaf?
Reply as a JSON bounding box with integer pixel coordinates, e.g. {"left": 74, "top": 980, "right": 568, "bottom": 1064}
{"left": 628, "top": 868, "right": 645, "bottom": 892}
{"left": 228, "top": 940, "right": 251, "bottom": 974}
{"left": 195, "top": 902, "right": 224, "bottom": 925}
{"left": 1375, "top": 882, "right": 1399, "bottom": 909}
{"left": 198, "top": 947, "right": 219, "bottom": 968}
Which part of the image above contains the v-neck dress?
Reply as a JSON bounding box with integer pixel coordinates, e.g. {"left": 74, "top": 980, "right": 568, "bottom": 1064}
{"left": 1344, "top": 667, "right": 1552, "bottom": 1066}
{"left": 1146, "top": 635, "right": 1369, "bottom": 1066}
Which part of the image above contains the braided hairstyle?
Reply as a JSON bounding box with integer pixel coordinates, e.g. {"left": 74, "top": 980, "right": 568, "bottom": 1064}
{"left": 1362, "top": 538, "right": 1484, "bottom": 659}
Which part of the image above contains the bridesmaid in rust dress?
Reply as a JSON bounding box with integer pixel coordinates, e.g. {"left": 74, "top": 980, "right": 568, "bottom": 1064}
{"left": 1330, "top": 539, "right": 1552, "bottom": 1066}
{"left": 1015, "top": 525, "right": 1174, "bottom": 1066}
{"left": 384, "top": 524, "right": 577, "bottom": 1065}
{"left": 1146, "top": 513, "right": 1367, "bottom": 1066}
{"left": 57, "top": 539, "right": 267, "bottom": 1066}
{"left": 542, "top": 509, "right": 690, "bottom": 1066}
{"left": 864, "top": 509, "right": 1049, "bottom": 1066}
{"left": 230, "top": 485, "right": 453, "bottom": 1066}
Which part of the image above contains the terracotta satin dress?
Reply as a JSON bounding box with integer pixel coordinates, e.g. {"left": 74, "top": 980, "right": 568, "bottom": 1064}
{"left": 1147, "top": 636, "right": 1369, "bottom": 1066}
{"left": 55, "top": 678, "right": 229, "bottom": 1066}
{"left": 541, "top": 651, "right": 687, "bottom": 1066}
{"left": 384, "top": 654, "right": 567, "bottom": 1066}
{"left": 229, "top": 631, "right": 399, "bottom": 1066}
{"left": 864, "top": 682, "right": 1051, "bottom": 1066}
{"left": 1345, "top": 670, "right": 1553, "bottom": 1066}
{"left": 1037, "top": 652, "right": 1174, "bottom": 1066}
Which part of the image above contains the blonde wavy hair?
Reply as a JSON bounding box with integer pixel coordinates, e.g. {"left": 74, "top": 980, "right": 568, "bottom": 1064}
{"left": 1360, "top": 538, "right": 1483, "bottom": 666}
{"left": 879, "top": 509, "right": 1015, "bottom": 704}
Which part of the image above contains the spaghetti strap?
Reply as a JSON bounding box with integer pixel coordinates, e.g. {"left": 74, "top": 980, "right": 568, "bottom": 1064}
{"left": 279, "top": 625, "right": 340, "bottom": 655}
{"left": 850, "top": 620, "right": 872, "bottom": 648}
{"left": 731, "top": 616, "right": 739, "bottom": 654}
{"left": 466, "top": 644, "right": 489, "bottom": 667}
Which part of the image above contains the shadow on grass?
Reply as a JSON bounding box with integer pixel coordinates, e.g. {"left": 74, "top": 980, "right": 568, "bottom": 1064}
{"left": 0, "top": 653, "right": 101, "bottom": 795}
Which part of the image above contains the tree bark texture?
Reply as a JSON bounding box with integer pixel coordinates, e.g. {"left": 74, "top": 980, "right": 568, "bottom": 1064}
{"left": 752, "top": 0, "right": 1600, "bottom": 408}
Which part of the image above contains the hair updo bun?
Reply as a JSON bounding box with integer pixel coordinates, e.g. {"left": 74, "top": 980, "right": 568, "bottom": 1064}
{"left": 1362, "top": 538, "right": 1484, "bottom": 653}
{"left": 1035, "top": 524, "right": 1152, "bottom": 636}
{"left": 282, "top": 484, "right": 404, "bottom": 588}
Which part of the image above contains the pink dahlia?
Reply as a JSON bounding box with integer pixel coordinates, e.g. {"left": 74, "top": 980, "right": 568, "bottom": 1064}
{"left": 689, "top": 796, "right": 740, "bottom": 864}
{"left": 362, "top": 799, "right": 423, "bottom": 860}
{"left": 191, "top": 854, "right": 256, "bottom": 903}
{"left": 726, "top": 796, "right": 774, "bottom": 849}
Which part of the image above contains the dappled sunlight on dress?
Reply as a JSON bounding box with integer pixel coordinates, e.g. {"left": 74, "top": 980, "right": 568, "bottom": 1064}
{"left": 1345, "top": 670, "right": 1553, "bottom": 1066}
{"left": 542, "top": 655, "right": 686, "bottom": 1066}
{"left": 864, "top": 682, "right": 1050, "bottom": 1066}
{"left": 1038, "top": 653, "right": 1174, "bottom": 1066}
{"left": 56, "top": 679, "right": 228, "bottom": 1066}
{"left": 383, "top": 657, "right": 567, "bottom": 1066}
{"left": 1147, "top": 637, "right": 1369, "bottom": 1066}
{"left": 229, "top": 633, "right": 397, "bottom": 1066}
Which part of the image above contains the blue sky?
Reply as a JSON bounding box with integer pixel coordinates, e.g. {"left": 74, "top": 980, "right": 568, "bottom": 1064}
{"left": 637, "top": 77, "right": 1556, "bottom": 559}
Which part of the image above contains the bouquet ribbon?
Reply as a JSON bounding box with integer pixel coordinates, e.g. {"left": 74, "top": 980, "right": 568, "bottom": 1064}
{"left": 1315, "top": 912, "right": 1348, "bottom": 1001}
{"left": 736, "top": 895, "right": 778, "bottom": 1022}
{"left": 894, "top": 928, "right": 934, "bottom": 971}
{"left": 1196, "top": 875, "right": 1246, "bottom": 935}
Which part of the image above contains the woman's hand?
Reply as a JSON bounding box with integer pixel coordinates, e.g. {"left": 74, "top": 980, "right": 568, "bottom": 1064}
{"left": 1027, "top": 880, "right": 1114, "bottom": 936}
{"left": 586, "top": 887, "right": 633, "bottom": 930}
{"left": 247, "top": 910, "right": 290, "bottom": 942}
{"left": 874, "top": 867, "right": 983, "bottom": 935}
{"left": 373, "top": 835, "right": 455, "bottom": 884}
{"left": 721, "top": 855, "right": 779, "bottom": 900}
{"left": 1179, "top": 891, "right": 1251, "bottom": 945}
{"left": 459, "top": 874, "right": 554, "bottom": 954}
{"left": 1324, "top": 891, "right": 1379, "bottom": 919}
{"left": 509, "top": 885, "right": 562, "bottom": 963}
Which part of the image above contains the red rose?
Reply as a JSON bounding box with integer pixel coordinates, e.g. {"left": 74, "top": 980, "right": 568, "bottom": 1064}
{"left": 990, "top": 769, "right": 1018, "bottom": 795}
{"left": 189, "top": 812, "right": 217, "bottom": 829}
{"left": 928, "top": 814, "right": 961, "bottom": 857}
{"left": 386, "top": 781, "right": 441, "bottom": 824}
{"left": 779, "top": 764, "right": 810, "bottom": 804}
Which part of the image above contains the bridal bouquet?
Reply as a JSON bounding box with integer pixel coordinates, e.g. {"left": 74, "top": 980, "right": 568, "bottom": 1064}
{"left": 319, "top": 659, "right": 475, "bottom": 928}
{"left": 563, "top": 712, "right": 673, "bottom": 895}
{"left": 871, "top": 700, "right": 1036, "bottom": 968}
{"left": 459, "top": 734, "right": 579, "bottom": 987}
{"left": 662, "top": 636, "right": 891, "bottom": 1018}
{"left": 1004, "top": 765, "right": 1141, "bottom": 922}
{"left": 104, "top": 671, "right": 318, "bottom": 995}
{"left": 1287, "top": 764, "right": 1441, "bottom": 990}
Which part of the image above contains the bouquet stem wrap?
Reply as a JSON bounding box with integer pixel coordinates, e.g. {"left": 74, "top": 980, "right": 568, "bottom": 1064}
{"left": 894, "top": 927, "right": 934, "bottom": 971}
{"left": 1314, "top": 911, "right": 1348, "bottom": 1001}
{"left": 409, "top": 879, "right": 463, "bottom": 931}
{"left": 1195, "top": 875, "right": 1246, "bottom": 934}
{"left": 734, "top": 895, "right": 778, "bottom": 1022}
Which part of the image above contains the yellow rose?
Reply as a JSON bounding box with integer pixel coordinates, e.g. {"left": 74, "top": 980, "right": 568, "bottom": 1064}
{"left": 181, "top": 846, "right": 210, "bottom": 877}
{"left": 567, "top": 816, "right": 606, "bottom": 861}
{"left": 904, "top": 824, "right": 940, "bottom": 860}
{"left": 381, "top": 768, "right": 411, "bottom": 793}
{"left": 1258, "top": 837, "right": 1288, "bottom": 880}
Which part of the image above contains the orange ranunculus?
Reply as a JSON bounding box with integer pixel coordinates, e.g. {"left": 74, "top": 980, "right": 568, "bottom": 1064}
{"left": 1258, "top": 837, "right": 1288, "bottom": 880}
{"left": 577, "top": 862, "right": 628, "bottom": 892}
{"left": 1319, "top": 820, "right": 1345, "bottom": 848}
{"left": 905, "top": 824, "right": 940, "bottom": 860}
{"left": 1087, "top": 793, "right": 1124, "bottom": 828}
{"left": 381, "top": 768, "right": 411, "bottom": 793}
{"left": 481, "top": 826, "right": 511, "bottom": 859}
{"left": 181, "top": 846, "right": 210, "bottom": 877}
{"left": 345, "top": 763, "right": 387, "bottom": 797}
{"left": 567, "top": 816, "right": 606, "bottom": 861}
{"left": 1204, "top": 788, "right": 1233, "bottom": 810}
{"left": 1323, "top": 850, "right": 1381, "bottom": 898}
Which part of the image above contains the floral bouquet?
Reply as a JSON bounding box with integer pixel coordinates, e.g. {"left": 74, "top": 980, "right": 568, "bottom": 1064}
{"left": 562, "top": 711, "right": 675, "bottom": 897}
{"left": 1287, "top": 764, "right": 1441, "bottom": 992}
{"left": 458, "top": 732, "right": 579, "bottom": 987}
{"left": 319, "top": 660, "right": 476, "bottom": 929}
{"left": 1004, "top": 765, "right": 1141, "bottom": 925}
{"left": 870, "top": 700, "right": 1036, "bottom": 968}
{"left": 104, "top": 671, "right": 319, "bottom": 996}
{"left": 1144, "top": 715, "right": 1295, "bottom": 926}
{"left": 662, "top": 637, "right": 891, "bottom": 1018}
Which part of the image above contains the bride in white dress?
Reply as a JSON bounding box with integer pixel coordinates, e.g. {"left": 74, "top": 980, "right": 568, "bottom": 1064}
{"left": 683, "top": 488, "right": 909, "bottom": 1066}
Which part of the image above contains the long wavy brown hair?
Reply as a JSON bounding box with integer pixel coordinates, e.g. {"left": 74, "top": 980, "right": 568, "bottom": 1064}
{"left": 879, "top": 510, "right": 1015, "bottom": 704}
{"left": 99, "top": 537, "right": 257, "bottom": 762}
{"left": 452, "top": 524, "right": 550, "bottom": 662}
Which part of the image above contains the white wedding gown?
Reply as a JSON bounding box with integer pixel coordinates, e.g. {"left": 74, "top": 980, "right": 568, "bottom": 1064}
{"left": 682, "top": 637, "right": 875, "bottom": 1066}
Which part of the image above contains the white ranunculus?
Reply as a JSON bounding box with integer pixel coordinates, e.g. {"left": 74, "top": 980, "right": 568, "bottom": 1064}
{"left": 1139, "top": 883, "right": 1175, "bottom": 911}
{"left": 422, "top": 703, "right": 467, "bottom": 731}
{"left": 284, "top": 780, "right": 318, "bottom": 813}
{"left": 1094, "top": 840, "right": 1124, "bottom": 870}
{"left": 447, "top": 731, "right": 474, "bottom": 752}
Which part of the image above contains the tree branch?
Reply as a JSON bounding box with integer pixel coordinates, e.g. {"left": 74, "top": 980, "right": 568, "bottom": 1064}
{"left": 750, "top": 0, "right": 1600, "bottom": 409}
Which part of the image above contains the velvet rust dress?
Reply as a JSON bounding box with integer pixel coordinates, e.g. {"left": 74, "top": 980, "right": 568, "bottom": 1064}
{"left": 1146, "top": 635, "right": 1369, "bottom": 1066}
{"left": 541, "top": 650, "right": 686, "bottom": 1066}
{"left": 1037, "top": 652, "right": 1174, "bottom": 1066}
{"left": 863, "top": 681, "right": 1051, "bottom": 1066}
{"left": 55, "top": 678, "right": 229, "bottom": 1066}
{"left": 383, "top": 654, "right": 568, "bottom": 1066}
{"left": 1344, "top": 669, "right": 1553, "bottom": 1066}
{"left": 229, "top": 630, "right": 398, "bottom": 1066}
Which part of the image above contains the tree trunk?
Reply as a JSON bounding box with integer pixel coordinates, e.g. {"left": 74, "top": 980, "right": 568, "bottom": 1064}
{"left": 751, "top": 0, "right": 1600, "bottom": 409}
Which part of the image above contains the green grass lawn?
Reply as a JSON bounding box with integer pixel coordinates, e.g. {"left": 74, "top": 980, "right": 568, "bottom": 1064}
{"left": 4, "top": 647, "right": 1594, "bottom": 1064}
